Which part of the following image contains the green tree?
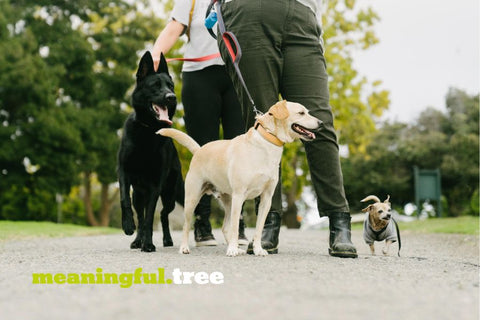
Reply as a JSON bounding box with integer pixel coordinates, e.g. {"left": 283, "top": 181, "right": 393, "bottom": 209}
{"left": 342, "top": 88, "right": 479, "bottom": 216}
{"left": 0, "top": 0, "right": 83, "bottom": 220}
{"left": 0, "top": 0, "right": 183, "bottom": 224}
{"left": 440, "top": 88, "right": 479, "bottom": 215}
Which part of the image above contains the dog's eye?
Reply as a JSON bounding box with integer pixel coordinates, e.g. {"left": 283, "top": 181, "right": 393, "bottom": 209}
{"left": 298, "top": 111, "right": 305, "bottom": 115}
{"left": 378, "top": 210, "right": 383, "bottom": 214}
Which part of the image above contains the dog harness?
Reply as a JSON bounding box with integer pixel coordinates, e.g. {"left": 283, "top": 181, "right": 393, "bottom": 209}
{"left": 363, "top": 217, "right": 397, "bottom": 245}
{"left": 363, "top": 216, "right": 401, "bottom": 257}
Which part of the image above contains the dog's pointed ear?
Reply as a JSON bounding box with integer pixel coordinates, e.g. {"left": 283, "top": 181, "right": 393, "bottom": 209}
{"left": 268, "top": 100, "right": 289, "bottom": 120}
{"left": 136, "top": 51, "right": 155, "bottom": 82}
{"left": 157, "top": 52, "right": 170, "bottom": 76}
{"left": 384, "top": 195, "right": 390, "bottom": 204}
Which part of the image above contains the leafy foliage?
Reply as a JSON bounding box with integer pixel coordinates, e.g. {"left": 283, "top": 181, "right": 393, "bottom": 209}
{"left": 0, "top": 0, "right": 178, "bottom": 222}
{"left": 1, "top": 0, "right": 476, "bottom": 225}
{"left": 343, "top": 89, "right": 479, "bottom": 216}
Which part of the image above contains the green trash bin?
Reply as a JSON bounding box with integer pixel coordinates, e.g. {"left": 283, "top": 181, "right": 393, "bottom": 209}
{"left": 414, "top": 166, "right": 442, "bottom": 217}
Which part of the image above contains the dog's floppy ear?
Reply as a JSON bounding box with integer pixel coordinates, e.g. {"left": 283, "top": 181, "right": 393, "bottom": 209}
{"left": 136, "top": 51, "right": 155, "bottom": 82}
{"left": 362, "top": 204, "right": 373, "bottom": 213}
{"left": 157, "top": 52, "right": 170, "bottom": 76}
{"left": 268, "top": 100, "right": 289, "bottom": 120}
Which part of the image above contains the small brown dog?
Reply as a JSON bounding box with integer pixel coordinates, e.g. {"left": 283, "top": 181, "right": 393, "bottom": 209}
{"left": 361, "top": 195, "right": 401, "bottom": 256}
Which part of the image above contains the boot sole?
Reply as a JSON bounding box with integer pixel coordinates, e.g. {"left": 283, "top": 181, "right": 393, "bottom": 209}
{"left": 246, "top": 246, "right": 278, "bottom": 255}
{"left": 238, "top": 238, "right": 249, "bottom": 246}
{"left": 195, "top": 239, "right": 218, "bottom": 247}
{"left": 329, "top": 248, "right": 358, "bottom": 258}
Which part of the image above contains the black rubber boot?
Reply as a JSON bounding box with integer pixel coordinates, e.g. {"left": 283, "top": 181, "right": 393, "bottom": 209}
{"left": 247, "top": 211, "right": 281, "bottom": 254}
{"left": 328, "top": 212, "right": 358, "bottom": 258}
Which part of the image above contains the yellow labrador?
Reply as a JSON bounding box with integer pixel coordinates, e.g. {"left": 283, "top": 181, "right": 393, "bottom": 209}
{"left": 158, "top": 100, "right": 321, "bottom": 257}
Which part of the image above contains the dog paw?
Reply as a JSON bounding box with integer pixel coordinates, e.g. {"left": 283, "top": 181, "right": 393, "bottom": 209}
{"left": 163, "top": 238, "right": 174, "bottom": 247}
{"left": 179, "top": 246, "right": 190, "bottom": 254}
{"left": 226, "top": 246, "right": 244, "bottom": 257}
{"left": 254, "top": 247, "right": 268, "bottom": 256}
{"left": 141, "top": 243, "right": 156, "bottom": 252}
{"left": 122, "top": 215, "right": 136, "bottom": 236}
{"left": 130, "top": 239, "right": 142, "bottom": 249}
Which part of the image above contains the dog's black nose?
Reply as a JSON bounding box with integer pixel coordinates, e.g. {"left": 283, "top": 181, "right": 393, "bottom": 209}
{"left": 313, "top": 120, "right": 324, "bottom": 132}
{"left": 165, "top": 92, "right": 176, "bottom": 102}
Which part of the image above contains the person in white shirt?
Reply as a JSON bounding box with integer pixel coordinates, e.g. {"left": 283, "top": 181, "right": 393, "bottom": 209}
{"left": 151, "top": 0, "right": 247, "bottom": 247}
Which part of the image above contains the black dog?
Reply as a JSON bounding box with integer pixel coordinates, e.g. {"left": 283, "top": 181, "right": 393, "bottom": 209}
{"left": 117, "top": 51, "right": 184, "bottom": 252}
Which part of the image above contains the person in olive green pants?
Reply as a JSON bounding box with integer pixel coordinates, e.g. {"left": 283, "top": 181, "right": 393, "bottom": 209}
{"left": 218, "top": 0, "right": 357, "bottom": 258}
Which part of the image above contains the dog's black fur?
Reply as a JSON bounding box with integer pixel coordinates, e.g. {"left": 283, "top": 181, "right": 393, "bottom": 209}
{"left": 117, "top": 51, "right": 184, "bottom": 252}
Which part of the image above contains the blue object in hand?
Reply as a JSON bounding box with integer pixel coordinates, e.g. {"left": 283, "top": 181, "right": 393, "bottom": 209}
{"left": 205, "top": 11, "right": 217, "bottom": 29}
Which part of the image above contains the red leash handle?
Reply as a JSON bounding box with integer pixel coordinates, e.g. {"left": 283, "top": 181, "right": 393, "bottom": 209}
{"left": 222, "top": 32, "right": 242, "bottom": 64}
{"left": 166, "top": 52, "right": 221, "bottom": 62}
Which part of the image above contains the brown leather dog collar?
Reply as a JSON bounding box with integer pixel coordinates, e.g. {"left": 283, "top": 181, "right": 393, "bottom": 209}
{"left": 254, "top": 121, "right": 284, "bottom": 147}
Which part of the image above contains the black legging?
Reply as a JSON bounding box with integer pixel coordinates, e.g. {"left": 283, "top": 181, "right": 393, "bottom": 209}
{"left": 181, "top": 64, "right": 244, "bottom": 218}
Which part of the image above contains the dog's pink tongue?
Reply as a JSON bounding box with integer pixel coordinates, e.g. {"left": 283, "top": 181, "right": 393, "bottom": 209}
{"left": 153, "top": 104, "right": 172, "bottom": 125}
{"left": 158, "top": 108, "right": 172, "bottom": 124}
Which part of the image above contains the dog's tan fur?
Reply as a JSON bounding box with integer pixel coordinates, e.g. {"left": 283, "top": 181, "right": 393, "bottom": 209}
{"left": 158, "top": 100, "right": 321, "bottom": 256}
{"left": 361, "top": 195, "right": 393, "bottom": 255}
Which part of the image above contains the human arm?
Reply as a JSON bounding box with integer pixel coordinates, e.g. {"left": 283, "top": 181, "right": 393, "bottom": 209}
{"left": 151, "top": 19, "right": 185, "bottom": 71}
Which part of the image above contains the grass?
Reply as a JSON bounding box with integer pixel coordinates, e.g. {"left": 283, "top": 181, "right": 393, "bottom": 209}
{"left": 0, "top": 216, "right": 478, "bottom": 242}
{"left": 0, "top": 221, "right": 121, "bottom": 241}
{"left": 397, "top": 216, "right": 479, "bottom": 235}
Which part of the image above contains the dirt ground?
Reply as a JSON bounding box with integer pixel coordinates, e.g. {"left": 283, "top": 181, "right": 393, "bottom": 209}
{"left": 0, "top": 228, "right": 478, "bottom": 320}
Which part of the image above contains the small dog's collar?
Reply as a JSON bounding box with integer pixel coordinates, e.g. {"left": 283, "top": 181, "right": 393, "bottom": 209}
{"left": 254, "top": 121, "right": 284, "bottom": 147}
{"left": 369, "top": 223, "right": 389, "bottom": 238}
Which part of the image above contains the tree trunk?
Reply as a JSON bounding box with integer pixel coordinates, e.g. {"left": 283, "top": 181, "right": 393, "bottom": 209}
{"left": 99, "top": 183, "right": 118, "bottom": 227}
{"left": 84, "top": 171, "right": 99, "bottom": 226}
{"left": 283, "top": 175, "right": 301, "bottom": 229}
{"left": 284, "top": 200, "right": 301, "bottom": 228}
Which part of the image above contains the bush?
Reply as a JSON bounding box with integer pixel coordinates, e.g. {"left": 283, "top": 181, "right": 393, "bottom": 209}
{"left": 470, "top": 189, "right": 479, "bottom": 216}
{"left": 0, "top": 185, "right": 56, "bottom": 221}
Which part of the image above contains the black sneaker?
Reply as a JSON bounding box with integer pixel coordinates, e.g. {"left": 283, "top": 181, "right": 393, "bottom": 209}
{"left": 238, "top": 216, "right": 249, "bottom": 246}
{"left": 194, "top": 217, "right": 217, "bottom": 247}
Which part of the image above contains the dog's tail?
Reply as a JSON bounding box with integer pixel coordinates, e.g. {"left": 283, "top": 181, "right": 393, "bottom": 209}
{"left": 361, "top": 195, "right": 381, "bottom": 203}
{"left": 157, "top": 128, "right": 200, "bottom": 154}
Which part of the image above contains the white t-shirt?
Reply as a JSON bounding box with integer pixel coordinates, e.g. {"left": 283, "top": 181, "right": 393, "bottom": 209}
{"left": 171, "top": 0, "right": 224, "bottom": 72}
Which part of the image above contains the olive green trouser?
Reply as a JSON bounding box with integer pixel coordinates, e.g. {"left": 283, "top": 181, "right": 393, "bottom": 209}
{"left": 218, "top": 0, "right": 349, "bottom": 216}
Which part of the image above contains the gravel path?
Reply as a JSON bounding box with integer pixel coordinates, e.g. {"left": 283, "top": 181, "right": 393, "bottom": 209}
{"left": 0, "top": 228, "right": 478, "bottom": 320}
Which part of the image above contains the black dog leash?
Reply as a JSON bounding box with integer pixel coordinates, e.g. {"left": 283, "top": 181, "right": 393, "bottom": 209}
{"left": 393, "top": 218, "right": 401, "bottom": 257}
{"left": 205, "top": 0, "right": 262, "bottom": 116}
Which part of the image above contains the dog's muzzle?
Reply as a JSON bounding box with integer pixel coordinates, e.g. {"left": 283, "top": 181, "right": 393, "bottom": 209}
{"left": 165, "top": 92, "right": 176, "bottom": 104}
